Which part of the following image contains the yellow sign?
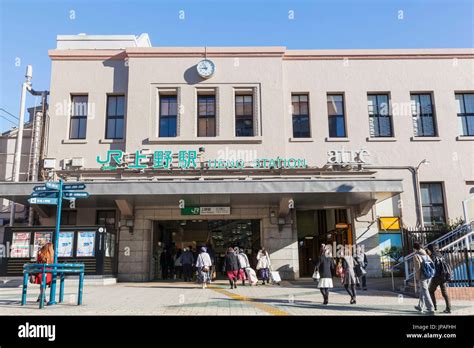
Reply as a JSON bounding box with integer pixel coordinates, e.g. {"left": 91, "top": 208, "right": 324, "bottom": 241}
{"left": 379, "top": 217, "right": 400, "bottom": 230}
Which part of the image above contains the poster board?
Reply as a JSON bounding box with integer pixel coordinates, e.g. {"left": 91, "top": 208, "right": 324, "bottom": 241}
{"left": 33, "top": 232, "right": 53, "bottom": 257}
{"left": 58, "top": 232, "right": 74, "bottom": 257}
{"left": 10, "top": 232, "right": 31, "bottom": 258}
{"left": 77, "top": 231, "right": 95, "bottom": 257}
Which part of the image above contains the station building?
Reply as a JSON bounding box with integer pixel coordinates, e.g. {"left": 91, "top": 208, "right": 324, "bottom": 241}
{"left": 1, "top": 34, "right": 473, "bottom": 281}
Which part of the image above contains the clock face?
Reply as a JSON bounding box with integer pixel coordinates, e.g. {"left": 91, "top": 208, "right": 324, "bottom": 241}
{"left": 197, "top": 59, "right": 215, "bottom": 78}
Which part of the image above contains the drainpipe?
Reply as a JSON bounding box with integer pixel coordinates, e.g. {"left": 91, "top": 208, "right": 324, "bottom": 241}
{"left": 9, "top": 65, "right": 32, "bottom": 226}
{"left": 365, "top": 166, "right": 422, "bottom": 229}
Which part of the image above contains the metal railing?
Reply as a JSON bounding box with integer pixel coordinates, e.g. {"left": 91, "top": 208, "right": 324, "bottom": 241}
{"left": 390, "top": 221, "right": 473, "bottom": 290}
{"left": 21, "top": 263, "right": 85, "bottom": 309}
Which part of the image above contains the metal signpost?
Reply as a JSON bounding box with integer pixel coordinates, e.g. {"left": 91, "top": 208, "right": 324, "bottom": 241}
{"left": 27, "top": 180, "right": 89, "bottom": 306}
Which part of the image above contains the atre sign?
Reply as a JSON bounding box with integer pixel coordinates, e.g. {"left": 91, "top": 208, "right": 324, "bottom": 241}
{"left": 327, "top": 148, "right": 370, "bottom": 165}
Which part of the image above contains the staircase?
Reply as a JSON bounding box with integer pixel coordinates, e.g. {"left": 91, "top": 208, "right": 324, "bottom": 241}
{"left": 391, "top": 221, "right": 473, "bottom": 293}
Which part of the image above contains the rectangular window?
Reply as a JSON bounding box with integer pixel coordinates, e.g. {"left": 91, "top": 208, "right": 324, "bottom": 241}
{"left": 69, "top": 95, "right": 88, "bottom": 139}
{"left": 367, "top": 94, "right": 393, "bottom": 137}
{"left": 420, "top": 182, "right": 446, "bottom": 226}
{"left": 105, "top": 95, "right": 125, "bottom": 139}
{"left": 159, "top": 95, "right": 177, "bottom": 137}
{"left": 235, "top": 95, "right": 254, "bottom": 136}
{"left": 411, "top": 93, "right": 437, "bottom": 137}
{"left": 455, "top": 93, "right": 474, "bottom": 136}
{"left": 292, "top": 94, "right": 310, "bottom": 138}
{"left": 327, "top": 94, "right": 346, "bottom": 137}
{"left": 197, "top": 94, "right": 216, "bottom": 137}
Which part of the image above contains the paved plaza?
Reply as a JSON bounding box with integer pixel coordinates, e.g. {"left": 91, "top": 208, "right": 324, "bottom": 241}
{"left": 0, "top": 278, "right": 472, "bottom": 316}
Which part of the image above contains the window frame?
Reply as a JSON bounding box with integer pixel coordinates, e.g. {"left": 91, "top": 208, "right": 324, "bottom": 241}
{"left": 410, "top": 93, "right": 437, "bottom": 137}
{"left": 420, "top": 182, "right": 447, "bottom": 227}
{"left": 292, "top": 93, "right": 311, "bottom": 138}
{"left": 367, "top": 93, "right": 394, "bottom": 138}
{"left": 327, "top": 93, "right": 347, "bottom": 138}
{"left": 197, "top": 94, "right": 217, "bottom": 137}
{"left": 158, "top": 94, "right": 178, "bottom": 138}
{"left": 69, "top": 95, "right": 88, "bottom": 140}
{"left": 235, "top": 93, "right": 254, "bottom": 137}
{"left": 456, "top": 93, "right": 474, "bottom": 136}
{"left": 105, "top": 95, "right": 125, "bottom": 140}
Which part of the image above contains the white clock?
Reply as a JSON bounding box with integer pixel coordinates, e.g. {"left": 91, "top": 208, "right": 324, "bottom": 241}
{"left": 196, "top": 59, "right": 216, "bottom": 79}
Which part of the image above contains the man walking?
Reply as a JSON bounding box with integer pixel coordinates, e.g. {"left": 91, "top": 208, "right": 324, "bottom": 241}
{"left": 427, "top": 244, "right": 452, "bottom": 313}
{"left": 181, "top": 246, "right": 194, "bottom": 282}
{"left": 413, "top": 242, "right": 435, "bottom": 314}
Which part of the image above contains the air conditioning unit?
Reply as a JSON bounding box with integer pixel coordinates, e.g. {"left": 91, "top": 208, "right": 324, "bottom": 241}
{"left": 71, "top": 157, "right": 84, "bottom": 167}
{"left": 43, "top": 158, "right": 56, "bottom": 169}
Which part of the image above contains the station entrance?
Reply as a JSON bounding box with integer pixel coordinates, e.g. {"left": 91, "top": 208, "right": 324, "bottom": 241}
{"left": 151, "top": 219, "right": 261, "bottom": 280}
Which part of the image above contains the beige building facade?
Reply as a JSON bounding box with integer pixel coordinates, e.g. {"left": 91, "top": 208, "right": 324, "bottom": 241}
{"left": 1, "top": 34, "right": 473, "bottom": 281}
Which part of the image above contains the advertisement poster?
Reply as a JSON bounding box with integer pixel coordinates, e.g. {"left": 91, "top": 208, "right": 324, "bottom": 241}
{"left": 77, "top": 231, "right": 95, "bottom": 257}
{"left": 33, "top": 232, "right": 53, "bottom": 257}
{"left": 58, "top": 232, "right": 74, "bottom": 257}
{"left": 10, "top": 232, "right": 31, "bottom": 258}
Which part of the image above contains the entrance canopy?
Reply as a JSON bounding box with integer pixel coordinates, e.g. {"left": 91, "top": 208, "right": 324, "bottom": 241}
{"left": 0, "top": 178, "right": 403, "bottom": 216}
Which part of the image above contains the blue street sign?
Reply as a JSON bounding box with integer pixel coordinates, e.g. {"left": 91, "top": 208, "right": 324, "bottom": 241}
{"left": 33, "top": 185, "right": 48, "bottom": 192}
{"left": 28, "top": 197, "right": 58, "bottom": 205}
{"left": 31, "top": 191, "right": 58, "bottom": 198}
{"left": 45, "top": 182, "right": 60, "bottom": 190}
{"left": 63, "top": 184, "right": 86, "bottom": 190}
{"left": 63, "top": 191, "right": 90, "bottom": 199}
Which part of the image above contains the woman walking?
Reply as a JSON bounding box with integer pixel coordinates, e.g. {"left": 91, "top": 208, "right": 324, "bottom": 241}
{"left": 256, "top": 248, "right": 271, "bottom": 285}
{"left": 236, "top": 248, "right": 250, "bottom": 286}
{"left": 224, "top": 247, "right": 241, "bottom": 289}
{"left": 195, "top": 247, "right": 212, "bottom": 289}
{"left": 341, "top": 247, "right": 358, "bottom": 304}
{"left": 34, "top": 243, "right": 54, "bottom": 303}
{"left": 315, "top": 245, "right": 335, "bottom": 305}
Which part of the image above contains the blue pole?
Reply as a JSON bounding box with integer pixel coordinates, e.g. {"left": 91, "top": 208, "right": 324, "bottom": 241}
{"left": 59, "top": 273, "right": 65, "bottom": 303}
{"left": 21, "top": 270, "right": 28, "bottom": 306}
{"left": 48, "top": 179, "right": 63, "bottom": 305}
{"left": 78, "top": 269, "right": 84, "bottom": 305}
{"left": 40, "top": 265, "right": 46, "bottom": 309}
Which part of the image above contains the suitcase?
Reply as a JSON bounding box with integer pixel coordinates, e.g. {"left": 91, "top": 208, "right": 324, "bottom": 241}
{"left": 270, "top": 271, "right": 281, "bottom": 285}
{"left": 245, "top": 267, "right": 258, "bottom": 285}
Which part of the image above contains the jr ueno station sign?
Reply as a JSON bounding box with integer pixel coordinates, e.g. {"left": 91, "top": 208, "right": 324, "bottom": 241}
{"left": 95, "top": 148, "right": 369, "bottom": 171}
{"left": 96, "top": 149, "right": 308, "bottom": 171}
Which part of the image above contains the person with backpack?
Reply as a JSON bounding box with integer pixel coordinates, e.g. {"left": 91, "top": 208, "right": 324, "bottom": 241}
{"left": 427, "top": 244, "right": 452, "bottom": 313}
{"left": 413, "top": 242, "right": 435, "bottom": 314}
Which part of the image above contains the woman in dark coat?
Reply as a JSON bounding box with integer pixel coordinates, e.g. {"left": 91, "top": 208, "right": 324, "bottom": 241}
{"left": 342, "top": 247, "right": 359, "bottom": 304}
{"left": 315, "top": 244, "right": 335, "bottom": 305}
{"left": 223, "top": 247, "right": 241, "bottom": 289}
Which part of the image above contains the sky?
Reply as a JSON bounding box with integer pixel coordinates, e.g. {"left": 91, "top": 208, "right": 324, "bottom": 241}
{"left": 0, "top": 0, "right": 473, "bottom": 132}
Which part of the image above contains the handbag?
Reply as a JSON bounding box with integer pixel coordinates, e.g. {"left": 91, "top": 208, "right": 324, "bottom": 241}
{"left": 29, "top": 274, "right": 36, "bottom": 284}
{"left": 312, "top": 267, "right": 320, "bottom": 281}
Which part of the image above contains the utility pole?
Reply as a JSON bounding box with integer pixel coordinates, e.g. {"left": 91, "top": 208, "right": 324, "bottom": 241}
{"left": 9, "top": 65, "right": 33, "bottom": 226}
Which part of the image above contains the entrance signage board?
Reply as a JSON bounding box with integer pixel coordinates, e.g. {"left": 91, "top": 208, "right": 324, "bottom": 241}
{"left": 96, "top": 149, "right": 308, "bottom": 171}
{"left": 181, "top": 207, "right": 231, "bottom": 216}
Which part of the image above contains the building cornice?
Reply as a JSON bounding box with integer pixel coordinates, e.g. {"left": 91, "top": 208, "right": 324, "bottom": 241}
{"left": 48, "top": 47, "right": 474, "bottom": 61}
{"left": 48, "top": 49, "right": 127, "bottom": 61}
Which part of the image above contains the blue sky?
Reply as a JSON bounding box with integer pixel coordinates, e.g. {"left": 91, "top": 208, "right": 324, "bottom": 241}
{"left": 0, "top": 0, "right": 473, "bottom": 132}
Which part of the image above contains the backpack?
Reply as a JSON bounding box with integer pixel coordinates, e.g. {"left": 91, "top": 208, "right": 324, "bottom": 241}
{"left": 420, "top": 255, "right": 436, "bottom": 279}
{"left": 434, "top": 256, "right": 453, "bottom": 282}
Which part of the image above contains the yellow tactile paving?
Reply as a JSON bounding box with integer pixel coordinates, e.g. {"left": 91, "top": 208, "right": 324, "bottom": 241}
{"left": 209, "top": 286, "right": 290, "bottom": 316}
